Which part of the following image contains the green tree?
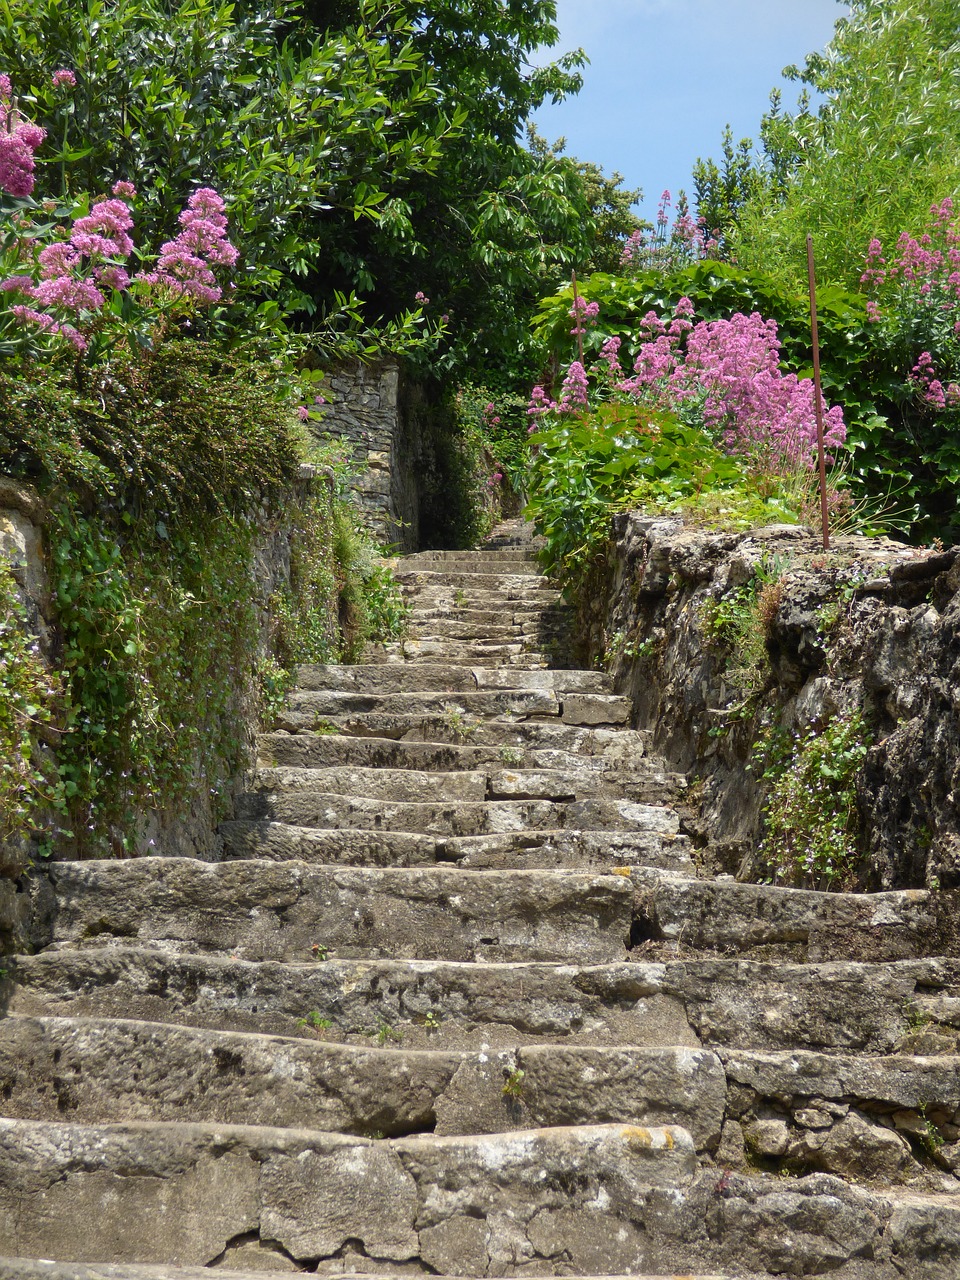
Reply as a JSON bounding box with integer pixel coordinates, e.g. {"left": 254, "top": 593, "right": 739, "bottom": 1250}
{"left": 729, "top": 0, "right": 960, "bottom": 292}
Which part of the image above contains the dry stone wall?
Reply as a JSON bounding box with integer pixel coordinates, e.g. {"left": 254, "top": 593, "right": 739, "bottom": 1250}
{"left": 584, "top": 511, "right": 960, "bottom": 891}
{"left": 319, "top": 357, "right": 421, "bottom": 551}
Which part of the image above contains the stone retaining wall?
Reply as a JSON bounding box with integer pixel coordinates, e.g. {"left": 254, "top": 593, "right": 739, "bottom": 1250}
{"left": 584, "top": 512, "right": 960, "bottom": 891}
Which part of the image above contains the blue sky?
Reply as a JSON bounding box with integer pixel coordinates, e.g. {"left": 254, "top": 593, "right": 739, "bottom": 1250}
{"left": 531, "top": 0, "right": 849, "bottom": 221}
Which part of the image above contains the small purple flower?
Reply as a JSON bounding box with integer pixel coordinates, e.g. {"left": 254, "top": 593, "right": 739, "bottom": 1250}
{"left": 52, "top": 69, "right": 77, "bottom": 89}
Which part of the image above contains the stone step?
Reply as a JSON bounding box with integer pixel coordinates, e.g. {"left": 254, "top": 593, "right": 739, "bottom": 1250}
{"left": 398, "top": 604, "right": 567, "bottom": 625}
{"left": 257, "top": 729, "right": 652, "bottom": 774}
{"left": 15, "top": 1012, "right": 957, "bottom": 1185}
{"left": 632, "top": 868, "right": 960, "bottom": 962}
{"left": 256, "top": 733, "right": 681, "bottom": 800}
{"left": 219, "top": 822, "right": 695, "bottom": 874}
{"left": 250, "top": 764, "right": 671, "bottom": 805}
{"left": 271, "top": 718, "right": 654, "bottom": 754}
{"left": 293, "top": 664, "right": 611, "bottom": 694}
{"left": 2, "top": 1117, "right": 959, "bottom": 1277}
{"left": 400, "top": 618, "right": 567, "bottom": 641}
{"left": 11, "top": 948, "right": 957, "bottom": 1055}
{"left": 0, "top": 1015, "right": 725, "bottom": 1148}
{"left": 0, "top": 1265, "right": 736, "bottom": 1280}
{"left": 718, "top": 1047, "right": 960, "bottom": 1185}
{"left": 366, "top": 640, "right": 550, "bottom": 665}
{"left": 238, "top": 791, "right": 680, "bottom": 835}
{"left": 31, "top": 860, "right": 633, "bottom": 964}
{"left": 396, "top": 569, "right": 560, "bottom": 593}
{"left": 401, "top": 555, "right": 542, "bottom": 574}
{"left": 277, "top": 688, "right": 631, "bottom": 727}
{"left": 402, "top": 549, "right": 538, "bottom": 566}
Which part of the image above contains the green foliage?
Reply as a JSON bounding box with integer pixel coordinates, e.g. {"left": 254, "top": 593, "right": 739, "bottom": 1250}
{"left": 2, "top": 0, "right": 459, "bottom": 330}
{"left": 700, "top": 558, "right": 786, "bottom": 696}
{"left": 0, "top": 560, "right": 66, "bottom": 853}
{"left": 524, "top": 400, "right": 793, "bottom": 587}
{"left": 692, "top": 125, "right": 763, "bottom": 254}
{"left": 48, "top": 503, "right": 259, "bottom": 856}
{"left": 727, "top": 0, "right": 960, "bottom": 294}
{"left": 756, "top": 710, "right": 871, "bottom": 889}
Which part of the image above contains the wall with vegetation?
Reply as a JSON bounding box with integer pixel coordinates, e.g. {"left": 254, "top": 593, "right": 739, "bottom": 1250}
{"left": 581, "top": 512, "right": 960, "bottom": 895}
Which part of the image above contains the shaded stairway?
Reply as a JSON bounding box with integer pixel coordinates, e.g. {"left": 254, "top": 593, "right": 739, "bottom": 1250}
{"left": 1, "top": 522, "right": 960, "bottom": 1277}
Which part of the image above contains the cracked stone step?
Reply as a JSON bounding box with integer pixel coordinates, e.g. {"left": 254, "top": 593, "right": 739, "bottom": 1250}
{"left": 631, "top": 868, "right": 960, "bottom": 962}
{"left": 1, "top": 1117, "right": 959, "bottom": 1277}
{"left": 366, "top": 640, "right": 550, "bottom": 665}
{"left": 0, "top": 1118, "right": 698, "bottom": 1273}
{"left": 257, "top": 728, "right": 654, "bottom": 773}
{"left": 30, "top": 860, "right": 633, "bottom": 963}
{"left": 272, "top": 718, "right": 655, "bottom": 753}
{"left": 250, "top": 764, "right": 674, "bottom": 804}
{"left": 0, "top": 1264, "right": 738, "bottom": 1280}
{"left": 219, "top": 822, "right": 695, "bottom": 874}
{"left": 11, "top": 949, "right": 957, "bottom": 1055}
{"left": 279, "top": 688, "right": 632, "bottom": 726}
{"left": 0, "top": 1015, "right": 726, "bottom": 1149}
{"left": 237, "top": 792, "right": 680, "bottom": 835}
{"left": 293, "top": 664, "right": 612, "bottom": 694}
{"left": 395, "top": 569, "right": 561, "bottom": 593}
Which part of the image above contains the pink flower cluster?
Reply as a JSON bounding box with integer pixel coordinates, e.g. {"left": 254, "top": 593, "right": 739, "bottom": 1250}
{"left": 569, "top": 295, "right": 599, "bottom": 338}
{"left": 0, "top": 75, "right": 46, "bottom": 199}
{"left": 137, "top": 188, "right": 238, "bottom": 305}
{"left": 911, "top": 350, "right": 960, "bottom": 409}
{"left": 557, "top": 360, "right": 589, "bottom": 414}
{"left": 862, "top": 200, "right": 960, "bottom": 298}
{"left": 526, "top": 384, "right": 557, "bottom": 428}
{"left": 621, "top": 298, "right": 846, "bottom": 468}
{"left": 620, "top": 191, "right": 718, "bottom": 275}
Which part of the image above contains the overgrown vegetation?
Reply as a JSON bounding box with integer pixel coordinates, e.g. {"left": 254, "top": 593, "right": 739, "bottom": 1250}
{"left": 755, "top": 711, "right": 872, "bottom": 890}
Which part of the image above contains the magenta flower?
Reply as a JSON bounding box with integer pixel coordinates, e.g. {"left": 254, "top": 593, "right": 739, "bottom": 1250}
{"left": 51, "top": 69, "right": 77, "bottom": 89}
{"left": 111, "top": 180, "right": 137, "bottom": 201}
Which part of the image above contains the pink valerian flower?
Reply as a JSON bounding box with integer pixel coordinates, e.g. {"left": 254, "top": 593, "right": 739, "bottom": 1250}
{"left": 70, "top": 198, "right": 135, "bottom": 259}
{"left": 557, "top": 361, "right": 589, "bottom": 414}
{"left": 527, "top": 385, "right": 556, "bottom": 421}
{"left": 137, "top": 187, "right": 238, "bottom": 304}
{"left": 569, "top": 295, "right": 600, "bottom": 337}
{"left": 51, "top": 69, "right": 77, "bottom": 89}
{"left": 0, "top": 104, "right": 46, "bottom": 198}
{"left": 625, "top": 301, "right": 846, "bottom": 470}
{"left": 296, "top": 405, "right": 310, "bottom": 421}
{"left": 414, "top": 290, "right": 430, "bottom": 305}
{"left": 0, "top": 74, "right": 11, "bottom": 100}
{"left": 597, "top": 335, "right": 623, "bottom": 377}
{"left": 9, "top": 304, "right": 87, "bottom": 351}
{"left": 111, "top": 180, "right": 136, "bottom": 201}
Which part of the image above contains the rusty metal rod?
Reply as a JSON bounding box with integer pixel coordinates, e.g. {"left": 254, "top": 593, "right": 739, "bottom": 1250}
{"left": 806, "top": 234, "right": 831, "bottom": 551}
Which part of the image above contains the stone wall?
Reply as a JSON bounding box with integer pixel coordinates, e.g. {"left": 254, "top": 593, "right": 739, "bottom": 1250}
{"left": 0, "top": 468, "right": 330, "bottom": 950}
{"left": 319, "top": 358, "right": 420, "bottom": 551}
{"left": 584, "top": 512, "right": 960, "bottom": 891}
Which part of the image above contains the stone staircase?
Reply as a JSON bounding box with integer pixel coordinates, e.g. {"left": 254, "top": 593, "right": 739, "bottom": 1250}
{"left": 2, "top": 522, "right": 960, "bottom": 1279}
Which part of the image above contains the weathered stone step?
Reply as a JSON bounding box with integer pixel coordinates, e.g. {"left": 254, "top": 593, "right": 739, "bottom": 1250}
{"left": 11, "top": 948, "right": 957, "bottom": 1055}
{"left": 278, "top": 688, "right": 631, "bottom": 727}
{"left": 0, "top": 1265, "right": 735, "bottom": 1280}
{"left": 632, "top": 868, "right": 960, "bottom": 962}
{"left": 0, "top": 1015, "right": 725, "bottom": 1148}
{"left": 251, "top": 764, "right": 671, "bottom": 805}
{"left": 274, "top": 717, "right": 653, "bottom": 753}
{"left": 2, "top": 1117, "right": 959, "bottom": 1277}
{"left": 401, "top": 554, "right": 542, "bottom": 574}
{"left": 396, "top": 569, "right": 560, "bottom": 593}
{"left": 239, "top": 791, "right": 680, "bottom": 836}
{"left": 368, "top": 640, "right": 549, "bottom": 666}
{"left": 258, "top": 728, "right": 652, "bottom": 775}
{"left": 719, "top": 1047, "right": 960, "bottom": 1185}
{"left": 219, "top": 822, "right": 695, "bottom": 874}
{"left": 402, "top": 549, "right": 538, "bottom": 565}
{"left": 293, "top": 663, "right": 611, "bottom": 694}
{"left": 31, "top": 860, "right": 632, "bottom": 963}
{"left": 0, "top": 1117, "right": 698, "bottom": 1273}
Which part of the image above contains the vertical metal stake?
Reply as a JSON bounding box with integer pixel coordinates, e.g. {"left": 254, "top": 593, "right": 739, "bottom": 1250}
{"left": 806, "top": 234, "right": 831, "bottom": 551}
